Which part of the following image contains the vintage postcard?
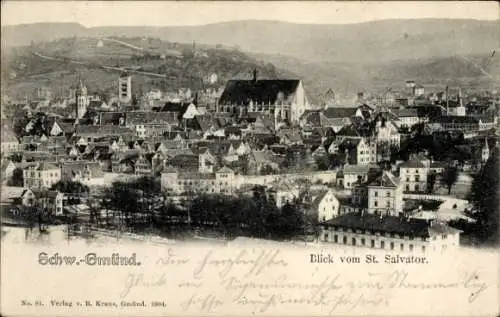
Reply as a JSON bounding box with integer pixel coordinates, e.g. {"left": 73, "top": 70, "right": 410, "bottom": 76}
{"left": 1, "top": 1, "right": 499, "bottom": 316}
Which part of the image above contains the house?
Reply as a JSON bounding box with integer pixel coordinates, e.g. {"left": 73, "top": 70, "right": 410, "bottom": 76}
{"left": 309, "top": 189, "right": 340, "bottom": 222}
{"left": 371, "top": 111, "right": 401, "bottom": 147}
{"left": 47, "top": 117, "right": 75, "bottom": 136}
{"left": 161, "top": 166, "right": 236, "bottom": 196}
{"left": 167, "top": 154, "right": 199, "bottom": 171}
{"left": 74, "top": 125, "right": 135, "bottom": 142}
{"left": 320, "top": 213, "right": 460, "bottom": 252}
{"left": 1, "top": 128, "right": 19, "bottom": 154}
{"left": 338, "top": 138, "right": 377, "bottom": 165}
{"left": 366, "top": 171, "right": 403, "bottom": 216}
{"left": 320, "top": 108, "right": 361, "bottom": 133}
{"left": 125, "top": 111, "right": 179, "bottom": 138}
{"left": 1, "top": 159, "right": 16, "bottom": 184}
{"left": 268, "top": 184, "right": 300, "bottom": 208}
{"left": 336, "top": 164, "right": 378, "bottom": 189}
{"left": 23, "top": 162, "right": 61, "bottom": 189}
{"left": 392, "top": 108, "right": 420, "bottom": 129}
{"left": 218, "top": 70, "right": 310, "bottom": 125}
{"left": 399, "top": 159, "right": 428, "bottom": 193}
{"left": 19, "top": 188, "right": 65, "bottom": 216}
{"left": 198, "top": 149, "right": 218, "bottom": 173}
{"left": 60, "top": 161, "right": 104, "bottom": 182}
{"left": 134, "top": 155, "right": 153, "bottom": 175}
{"left": 299, "top": 110, "right": 322, "bottom": 129}
{"left": 277, "top": 128, "right": 303, "bottom": 145}
{"left": 247, "top": 149, "right": 280, "bottom": 175}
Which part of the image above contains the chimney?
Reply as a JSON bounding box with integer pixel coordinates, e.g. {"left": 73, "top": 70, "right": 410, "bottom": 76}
{"left": 252, "top": 69, "right": 258, "bottom": 83}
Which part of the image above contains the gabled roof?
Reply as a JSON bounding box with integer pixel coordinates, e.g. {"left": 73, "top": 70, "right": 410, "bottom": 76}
{"left": 368, "top": 171, "right": 399, "bottom": 188}
{"left": 310, "top": 190, "right": 334, "bottom": 211}
{"left": 217, "top": 166, "right": 234, "bottom": 174}
{"left": 219, "top": 79, "right": 300, "bottom": 106}
{"left": 300, "top": 110, "right": 322, "bottom": 126}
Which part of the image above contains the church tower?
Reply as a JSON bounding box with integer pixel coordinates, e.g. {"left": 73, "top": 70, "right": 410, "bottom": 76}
{"left": 75, "top": 78, "right": 89, "bottom": 120}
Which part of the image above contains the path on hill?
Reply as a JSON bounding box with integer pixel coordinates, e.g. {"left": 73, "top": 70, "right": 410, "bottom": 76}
{"left": 100, "top": 37, "right": 144, "bottom": 52}
{"left": 31, "top": 51, "right": 175, "bottom": 79}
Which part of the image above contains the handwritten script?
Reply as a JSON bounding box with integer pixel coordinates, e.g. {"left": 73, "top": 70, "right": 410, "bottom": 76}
{"left": 120, "top": 248, "right": 490, "bottom": 315}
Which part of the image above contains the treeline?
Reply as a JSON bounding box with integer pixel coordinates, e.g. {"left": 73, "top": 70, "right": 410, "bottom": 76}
{"left": 95, "top": 177, "right": 311, "bottom": 240}
{"left": 465, "top": 148, "right": 499, "bottom": 245}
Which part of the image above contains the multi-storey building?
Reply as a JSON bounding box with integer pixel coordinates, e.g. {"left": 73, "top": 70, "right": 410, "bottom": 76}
{"left": 366, "top": 171, "right": 403, "bottom": 216}
{"left": 161, "top": 166, "right": 236, "bottom": 196}
{"left": 399, "top": 159, "right": 428, "bottom": 193}
{"left": 320, "top": 213, "right": 460, "bottom": 252}
{"left": 23, "top": 162, "right": 61, "bottom": 189}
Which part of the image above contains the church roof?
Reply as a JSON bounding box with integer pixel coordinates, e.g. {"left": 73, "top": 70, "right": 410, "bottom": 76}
{"left": 219, "top": 79, "right": 300, "bottom": 106}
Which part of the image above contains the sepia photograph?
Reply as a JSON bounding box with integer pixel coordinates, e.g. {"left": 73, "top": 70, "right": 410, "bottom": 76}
{"left": 1, "top": 1, "right": 499, "bottom": 316}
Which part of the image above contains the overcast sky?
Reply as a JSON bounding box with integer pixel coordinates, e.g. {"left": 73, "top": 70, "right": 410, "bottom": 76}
{"left": 1, "top": 1, "right": 498, "bottom": 27}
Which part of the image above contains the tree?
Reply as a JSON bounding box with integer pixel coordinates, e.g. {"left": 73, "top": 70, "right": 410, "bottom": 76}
{"left": 468, "top": 150, "right": 499, "bottom": 244}
{"left": 426, "top": 171, "right": 437, "bottom": 194}
{"left": 315, "top": 155, "right": 330, "bottom": 171}
{"left": 442, "top": 165, "right": 459, "bottom": 195}
{"left": 7, "top": 168, "right": 24, "bottom": 187}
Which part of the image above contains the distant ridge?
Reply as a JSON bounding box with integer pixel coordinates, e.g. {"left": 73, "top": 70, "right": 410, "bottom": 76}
{"left": 2, "top": 19, "right": 498, "bottom": 63}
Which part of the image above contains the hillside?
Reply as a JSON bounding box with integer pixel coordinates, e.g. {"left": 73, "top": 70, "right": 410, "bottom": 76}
{"left": 252, "top": 51, "right": 500, "bottom": 98}
{"left": 2, "top": 19, "right": 498, "bottom": 63}
{"left": 1, "top": 37, "right": 298, "bottom": 100}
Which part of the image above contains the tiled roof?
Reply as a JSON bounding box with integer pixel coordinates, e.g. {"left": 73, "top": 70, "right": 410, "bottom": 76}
{"left": 368, "top": 171, "right": 399, "bottom": 188}
{"left": 126, "top": 111, "right": 179, "bottom": 125}
{"left": 343, "top": 164, "right": 375, "bottom": 174}
{"left": 400, "top": 159, "right": 426, "bottom": 168}
{"left": 392, "top": 108, "right": 418, "bottom": 118}
{"left": 323, "top": 107, "right": 358, "bottom": 119}
{"left": 219, "top": 79, "right": 300, "bottom": 106}
{"left": 99, "top": 112, "right": 124, "bottom": 125}
{"left": 310, "top": 190, "right": 330, "bottom": 211}
{"left": 75, "top": 125, "right": 135, "bottom": 136}
{"left": 300, "top": 110, "right": 322, "bottom": 126}
{"left": 33, "top": 162, "right": 59, "bottom": 171}
{"left": 322, "top": 213, "right": 456, "bottom": 238}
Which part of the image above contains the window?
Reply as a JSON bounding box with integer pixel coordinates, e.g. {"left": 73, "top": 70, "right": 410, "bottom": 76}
{"left": 371, "top": 240, "right": 375, "bottom": 248}
{"left": 386, "top": 201, "right": 390, "bottom": 207}
{"left": 386, "top": 192, "right": 390, "bottom": 197}
{"left": 343, "top": 236, "right": 347, "bottom": 244}
{"left": 374, "top": 201, "right": 378, "bottom": 207}
{"left": 380, "top": 241, "right": 385, "bottom": 249}
{"left": 352, "top": 238, "right": 356, "bottom": 246}
{"left": 334, "top": 235, "right": 338, "bottom": 243}
{"left": 390, "top": 242, "right": 395, "bottom": 250}
{"left": 409, "top": 244, "right": 414, "bottom": 252}
{"left": 374, "top": 191, "right": 378, "bottom": 197}
{"left": 400, "top": 244, "right": 404, "bottom": 251}
{"left": 421, "top": 245, "right": 426, "bottom": 252}
{"left": 324, "top": 233, "right": 329, "bottom": 241}
{"left": 361, "top": 238, "right": 365, "bottom": 246}
{"left": 415, "top": 176, "right": 420, "bottom": 182}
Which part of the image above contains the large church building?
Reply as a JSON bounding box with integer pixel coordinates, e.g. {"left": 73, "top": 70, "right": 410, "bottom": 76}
{"left": 217, "top": 70, "right": 311, "bottom": 126}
